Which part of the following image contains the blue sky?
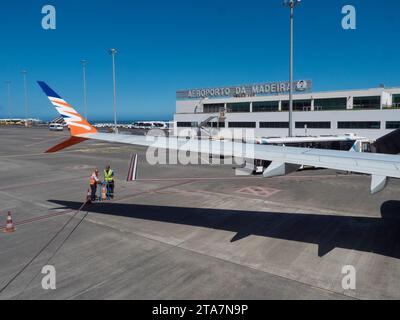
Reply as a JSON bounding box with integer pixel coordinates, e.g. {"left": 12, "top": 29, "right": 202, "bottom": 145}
{"left": 0, "top": 0, "right": 399, "bottom": 121}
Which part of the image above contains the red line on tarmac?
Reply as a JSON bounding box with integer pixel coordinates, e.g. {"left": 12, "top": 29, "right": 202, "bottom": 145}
{"left": 0, "top": 208, "right": 77, "bottom": 230}
{"left": 134, "top": 174, "right": 353, "bottom": 182}
{"left": 0, "top": 180, "right": 196, "bottom": 230}
{"left": 0, "top": 176, "right": 84, "bottom": 192}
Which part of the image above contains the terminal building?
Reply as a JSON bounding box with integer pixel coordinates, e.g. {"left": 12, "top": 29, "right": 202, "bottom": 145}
{"left": 174, "top": 80, "right": 400, "bottom": 140}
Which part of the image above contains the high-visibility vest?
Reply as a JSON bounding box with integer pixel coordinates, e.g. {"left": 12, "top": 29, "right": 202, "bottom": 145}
{"left": 104, "top": 169, "right": 114, "bottom": 182}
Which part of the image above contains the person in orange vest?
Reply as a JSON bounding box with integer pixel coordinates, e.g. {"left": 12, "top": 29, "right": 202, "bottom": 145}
{"left": 89, "top": 169, "right": 100, "bottom": 201}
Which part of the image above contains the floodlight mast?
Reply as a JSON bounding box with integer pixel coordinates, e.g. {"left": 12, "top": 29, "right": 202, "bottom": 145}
{"left": 109, "top": 48, "right": 118, "bottom": 133}
{"left": 81, "top": 60, "right": 88, "bottom": 120}
{"left": 5, "top": 81, "right": 11, "bottom": 120}
{"left": 21, "top": 71, "right": 29, "bottom": 125}
{"left": 283, "top": 0, "right": 301, "bottom": 137}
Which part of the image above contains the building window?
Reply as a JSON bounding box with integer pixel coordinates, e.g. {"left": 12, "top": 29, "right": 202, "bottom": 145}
{"left": 353, "top": 96, "right": 381, "bottom": 110}
{"left": 282, "top": 100, "right": 312, "bottom": 111}
{"left": 386, "top": 121, "right": 400, "bottom": 129}
{"left": 228, "top": 122, "right": 256, "bottom": 128}
{"left": 259, "top": 122, "right": 289, "bottom": 128}
{"left": 177, "top": 122, "right": 197, "bottom": 128}
{"left": 207, "top": 122, "right": 225, "bottom": 128}
{"left": 253, "top": 101, "right": 279, "bottom": 112}
{"left": 338, "top": 122, "right": 381, "bottom": 129}
{"left": 227, "top": 102, "right": 250, "bottom": 113}
{"left": 295, "top": 122, "right": 331, "bottom": 129}
{"left": 203, "top": 103, "right": 224, "bottom": 113}
{"left": 314, "top": 98, "right": 347, "bottom": 111}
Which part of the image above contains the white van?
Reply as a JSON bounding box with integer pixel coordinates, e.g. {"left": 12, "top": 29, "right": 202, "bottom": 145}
{"left": 49, "top": 123, "right": 64, "bottom": 131}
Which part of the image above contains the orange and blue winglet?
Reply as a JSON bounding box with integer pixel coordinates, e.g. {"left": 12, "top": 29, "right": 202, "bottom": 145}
{"left": 38, "top": 81, "right": 97, "bottom": 153}
{"left": 37, "top": 81, "right": 97, "bottom": 137}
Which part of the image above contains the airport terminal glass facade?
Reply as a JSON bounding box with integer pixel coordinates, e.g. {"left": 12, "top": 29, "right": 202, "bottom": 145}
{"left": 228, "top": 122, "right": 256, "bottom": 128}
{"left": 253, "top": 101, "right": 279, "bottom": 112}
{"left": 207, "top": 122, "right": 226, "bottom": 128}
{"left": 353, "top": 96, "right": 381, "bottom": 110}
{"left": 260, "top": 122, "right": 289, "bottom": 128}
{"left": 282, "top": 100, "right": 312, "bottom": 111}
{"left": 386, "top": 121, "right": 400, "bottom": 129}
{"left": 203, "top": 103, "right": 224, "bottom": 113}
{"left": 175, "top": 84, "right": 400, "bottom": 140}
{"left": 227, "top": 102, "right": 251, "bottom": 113}
{"left": 338, "top": 121, "right": 381, "bottom": 129}
{"left": 201, "top": 95, "right": 392, "bottom": 114}
{"left": 177, "top": 122, "right": 198, "bottom": 127}
{"left": 314, "top": 98, "right": 347, "bottom": 111}
{"left": 295, "top": 122, "right": 331, "bottom": 129}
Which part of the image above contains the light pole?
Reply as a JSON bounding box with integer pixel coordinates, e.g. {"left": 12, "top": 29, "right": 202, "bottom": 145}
{"left": 81, "top": 60, "right": 88, "bottom": 120}
{"left": 5, "top": 81, "right": 11, "bottom": 120}
{"left": 21, "top": 71, "right": 29, "bottom": 125}
{"left": 283, "top": 0, "right": 301, "bottom": 137}
{"left": 109, "top": 48, "right": 118, "bottom": 134}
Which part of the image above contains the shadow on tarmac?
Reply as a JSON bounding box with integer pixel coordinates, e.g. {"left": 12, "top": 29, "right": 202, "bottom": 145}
{"left": 49, "top": 199, "right": 400, "bottom": 259}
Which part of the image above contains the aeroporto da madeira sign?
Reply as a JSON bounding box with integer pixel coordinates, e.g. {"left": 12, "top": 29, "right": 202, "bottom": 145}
{"left": 176, "top": 80, "right": 312, "bottom": 100}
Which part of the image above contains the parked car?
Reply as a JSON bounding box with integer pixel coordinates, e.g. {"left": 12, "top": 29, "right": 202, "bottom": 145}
{"left": 49, "top": 123, "right": 64, "bottom": 131}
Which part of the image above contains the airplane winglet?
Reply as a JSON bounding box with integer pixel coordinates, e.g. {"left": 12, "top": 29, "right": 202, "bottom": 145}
{"left": 38, "top": 81, "right": 97, "bottom": 153}
{"left": 37, "top": 81, "right": 97, "bottom": 137}
{"left": 37, "top": 81, "right": 62, "bottom": 99}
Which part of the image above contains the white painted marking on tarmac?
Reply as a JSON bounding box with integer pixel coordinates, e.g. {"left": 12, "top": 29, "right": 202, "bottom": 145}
{"left": 236, "top": 186, "right": 281, "bottom": 198}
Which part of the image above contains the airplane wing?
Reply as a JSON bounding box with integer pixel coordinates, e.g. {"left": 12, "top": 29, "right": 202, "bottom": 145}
{"left": 38, "top": 81, "right": 400, "bottom": 194}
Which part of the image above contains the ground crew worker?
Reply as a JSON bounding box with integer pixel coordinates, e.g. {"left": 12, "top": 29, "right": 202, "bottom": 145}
{"left": 104, "top": 165, "right": 115, "bottom": 199}
{"left": 89, "top": 169, "right": 100, "bottom": 201}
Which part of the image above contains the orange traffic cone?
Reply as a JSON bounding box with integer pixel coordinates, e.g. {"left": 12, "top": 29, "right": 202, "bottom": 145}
{"left": 101, "top": 185, "right": 107, "bottom": 201}
{"left": 4, "top": 211, "right": 15, "bottom": 233}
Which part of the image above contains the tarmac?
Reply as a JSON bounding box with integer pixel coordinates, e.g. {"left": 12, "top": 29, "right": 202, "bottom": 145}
{"left": 0, "top": 126, "right": 400, "bottom": 300}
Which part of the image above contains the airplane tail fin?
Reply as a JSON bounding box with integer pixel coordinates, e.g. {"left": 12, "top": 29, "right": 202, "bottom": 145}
{"left": 37, "top": 81, "right": 97, "bottom": 137}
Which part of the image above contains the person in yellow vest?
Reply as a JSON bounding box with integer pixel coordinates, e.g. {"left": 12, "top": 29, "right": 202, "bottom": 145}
{"left": 104, "top": 165, "right": 115, "bottom": 199}
{"left": 89, "top": 169, "right": 100, "bottom": 201}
